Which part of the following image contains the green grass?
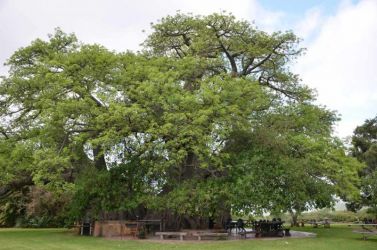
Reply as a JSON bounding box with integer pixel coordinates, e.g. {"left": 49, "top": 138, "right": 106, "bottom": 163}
{"left": 0, "top": 225, "right": 376, "bottom": 250}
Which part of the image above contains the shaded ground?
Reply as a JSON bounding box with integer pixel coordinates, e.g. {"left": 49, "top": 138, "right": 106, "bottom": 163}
{"left": 0, "top": 225, "right": 376, "bottom": 250}
{"left": 112, "top": 230, "right": 316, "bottom": 242}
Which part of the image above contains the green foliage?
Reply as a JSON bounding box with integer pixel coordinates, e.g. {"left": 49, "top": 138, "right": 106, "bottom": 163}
{"left": 0, "top": 188, "right": 28, "bottom": 227}
{"left": 352, "top": 116, "right": 377, "bottom": 169}
{"left": 68, "top": 160, "right": 152, "bottom": 220}
{"left": 349, "top": 116, "right": 377, "bottom": 217}
{"left": 285, "top": 208, "right": 376, "bottom": 223}
{"left": 0, "top": 186, "right": 68, "bottom": 228}
{"left": 25, "top": 187, "right": 70, "bottom": 227}
{"left": 226, "top": 103, "right": 361, "bottom": 216}
{"left": 144, "top": 12, "right": 311, "bottom": 100}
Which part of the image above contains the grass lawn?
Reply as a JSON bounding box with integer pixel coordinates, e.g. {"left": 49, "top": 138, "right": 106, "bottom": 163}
{"left": 0, "top": 225, "right": 376, "bottom": 250}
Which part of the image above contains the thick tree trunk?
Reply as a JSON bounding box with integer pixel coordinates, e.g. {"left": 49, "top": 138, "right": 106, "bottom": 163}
{"left": 93, "top": 146, "right": 107, "bottom": 170}
{"left": 152, "top": 151, "right": 211, "bottom": 230}
{"left": 152, "top": 138, "right": 231, "bottom": 230}
{"left": 215, "top": 208, "right": 232, "bottom": 229}
{"left": 290, "top": 210, "right": 300, "bottom": 227}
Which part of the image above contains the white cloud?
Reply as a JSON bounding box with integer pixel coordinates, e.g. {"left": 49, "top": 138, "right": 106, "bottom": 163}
{"left": 295, "top": 7, "right": 323, "bottom": 40}
{"left": 295, "top": 0, "right": 377, "bottom": 138}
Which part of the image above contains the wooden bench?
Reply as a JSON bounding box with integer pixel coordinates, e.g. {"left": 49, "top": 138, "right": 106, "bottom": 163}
{"left": 192, "top": 232, "right": 229, "bottom": 240}
{"left": 155, "top": 232, "right": 187, "bottom": 241}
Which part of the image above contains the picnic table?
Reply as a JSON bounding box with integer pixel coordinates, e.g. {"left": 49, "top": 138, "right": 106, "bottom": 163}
{"left": 224, "top": 218, "right": 287, "bottom": 238}
{"left": 348, "top": 223, "right": 377, "bottom": 240}
{"left": 308, "top": 219, "right": 331, "bottom": 228}
{"left": 224, "top": 219, "right": 242, "bottom": 233}
{"left": 252, "top": 220, "right": 285, "bottom": 237}
{"left": 224, "top": 219, "right": 252, "bottom": 234}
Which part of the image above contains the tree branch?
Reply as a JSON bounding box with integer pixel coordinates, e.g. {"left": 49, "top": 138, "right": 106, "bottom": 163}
{"left": 0, "top": 176, "right": 33, "bottom": 199}
{"left": 245, "top": 40, "right": 286, "bottom": 75}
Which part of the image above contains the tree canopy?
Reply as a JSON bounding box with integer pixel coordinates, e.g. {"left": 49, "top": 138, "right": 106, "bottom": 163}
{"left": 0, "top": 13, "right": 361, "bottom": 228}
{"left": 349, "top": 116, "right": 377, "bottom": 217}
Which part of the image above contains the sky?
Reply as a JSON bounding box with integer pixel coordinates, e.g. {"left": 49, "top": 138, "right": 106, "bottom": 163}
{"left": 0, "top": 0, "right": 376, "bottom": 139}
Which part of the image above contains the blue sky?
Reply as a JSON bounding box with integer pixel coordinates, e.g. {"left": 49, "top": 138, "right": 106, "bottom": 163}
{"left": 260, "top": 0, "right": 342, "bottom": 14}
{"left": 259, "top": 0, "right": 343, "bottom": 33}
{"left": 0, "top": 0, "right": 376, "bottom": 139}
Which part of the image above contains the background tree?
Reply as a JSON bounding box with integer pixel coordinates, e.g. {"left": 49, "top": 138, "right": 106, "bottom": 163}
{"left": 349, "top": 116, "right": 377, "bottom": 218}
